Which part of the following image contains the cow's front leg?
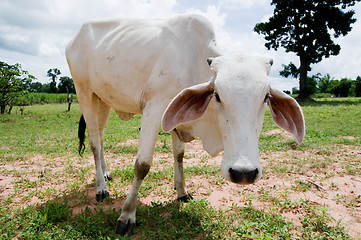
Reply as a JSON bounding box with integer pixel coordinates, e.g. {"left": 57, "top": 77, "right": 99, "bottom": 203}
{"left": 115, "top": 158, "right": 150, "bottom": 235}
{"left": 172, "top": 131, "right": 193, "bottom": 202}
{"left": 115, "top": 105, "right": 161, "bottom": 235}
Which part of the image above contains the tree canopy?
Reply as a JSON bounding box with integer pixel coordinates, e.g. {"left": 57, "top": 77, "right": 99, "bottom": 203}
{"left": 0, "top": 61, "right": 35, "bottom": 114}
{"left": 254, "top": 0, "right": 360, "bottom": 99}
{"left": 47, "top": 68, "right": 61, "bottom": 93}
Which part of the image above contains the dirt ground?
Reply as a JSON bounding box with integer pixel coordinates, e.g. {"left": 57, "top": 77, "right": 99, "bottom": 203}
{"left": 1, "top": 139, "right": 360, "bottom": 238}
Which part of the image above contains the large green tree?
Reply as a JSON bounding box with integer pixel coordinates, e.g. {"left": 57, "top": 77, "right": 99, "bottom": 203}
{"left": 0, "top": 61, "right": 34, "bottom": 114}
{"left": 47, "top": 68, "right": 61, "bottom": 93}
{"left": 58, "top": 76, "right": 75, "bottom": 94}
{"left": 254, "top": 0, "right": 359, "bottom": 99}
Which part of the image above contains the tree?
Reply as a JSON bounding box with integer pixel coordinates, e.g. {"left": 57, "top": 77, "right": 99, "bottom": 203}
{"left": 254, "top": 0, "right": 359, "bottom": 99}
{"left": 338, "top": 78, "right": 353, "bottom": 97}
{"left": 355, "top": 76, "right": 361, "bottom": 97}
{"left": 29, "top": 81, "right": 43, "bottom": 92}
{"left": 292, "top": 87, "right": 300, "bottom": 95}
{"left": 0, "top": 61, "right": 34, "bottom": 114}
{"left": 329, "top": 78, "right": 353, "bottom": 97}
{"left": 307, "top": 76, "right": 318, "bottom": 96}
{"left": 47, "top": 68, "right": 61, "bottom": 93}
{"left": 318, "top": 74, "right": 333, "bottom": 93}
{"left": 58, "top": 76, "right": 75, "bottom": 94}
{"left": 279, "top": 62, "right": 300, "bottom": 79}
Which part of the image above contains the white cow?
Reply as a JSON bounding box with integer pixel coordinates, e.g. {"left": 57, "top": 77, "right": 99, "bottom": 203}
{"left": 66, "top": 14, "right": 304, "bottom": 235}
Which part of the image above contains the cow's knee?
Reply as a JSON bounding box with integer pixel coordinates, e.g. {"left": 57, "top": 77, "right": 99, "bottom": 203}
{"left": 134, "top": 159, "right": 151, "bottom": 180}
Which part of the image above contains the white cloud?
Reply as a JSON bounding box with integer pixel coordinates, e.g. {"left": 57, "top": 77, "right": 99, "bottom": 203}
{"left": 220, "top": 0, "right": 270, "bottom": 10}
{"left": 311, "top": 6, "right": 361, "bottom": 79}
{"left": 0, "top": 0, "right": 360, "bottom": 88}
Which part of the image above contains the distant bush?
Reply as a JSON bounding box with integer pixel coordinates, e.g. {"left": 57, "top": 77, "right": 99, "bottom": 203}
{"left": 312, "top": 93, "right": 332, "bottom": 98}
{"left": 25, "top": 93, "right": 77, "bottom": 105}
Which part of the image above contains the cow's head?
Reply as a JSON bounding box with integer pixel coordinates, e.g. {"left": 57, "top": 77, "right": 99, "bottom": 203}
{"left": 162, "top": 54, "right": 305, "bottom": 185}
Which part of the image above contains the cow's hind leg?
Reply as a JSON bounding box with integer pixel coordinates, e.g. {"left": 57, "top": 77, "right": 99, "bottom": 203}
{"left": 81, "top": 94, "right": 111, "bottom": 202}
{"left": 98, "top": 101, "right": 112, "bottom": 182}
{"left": 115, "top": 104, "right": 162, "bottom": 235}
{"left": 172, "top": 131, "right": 193, "bottom": 202}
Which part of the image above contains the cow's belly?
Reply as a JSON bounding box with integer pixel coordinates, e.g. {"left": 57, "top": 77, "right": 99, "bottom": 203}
{"left": 91, "top": 79, "right": 144, "bottom": 114}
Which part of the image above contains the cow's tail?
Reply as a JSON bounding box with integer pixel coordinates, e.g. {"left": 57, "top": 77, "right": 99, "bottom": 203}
{"left": 78, "top": 114, "right": 86, "bottom": 155}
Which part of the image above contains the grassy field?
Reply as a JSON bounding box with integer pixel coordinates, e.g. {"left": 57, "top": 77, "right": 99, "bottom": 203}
{"left": 0, "top": 98, "right": 360, "bottom": 239}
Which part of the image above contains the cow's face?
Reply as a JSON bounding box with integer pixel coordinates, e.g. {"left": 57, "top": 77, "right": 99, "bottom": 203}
{"left": 209, "top": 55, "right": 272, "bottom": 184}
{"left": 162, "top": 54, "right": 304, "bottom": 185}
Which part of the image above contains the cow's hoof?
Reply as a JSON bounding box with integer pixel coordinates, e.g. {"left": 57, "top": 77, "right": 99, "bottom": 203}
{"left": 96, "top": 190, "right": 110, "bottom": 202}
{"left": 115, "top": 220, "right": 135, "bottom": 236}
{"left": 105, "top": 175, "right": 113, "bottom": 182}
{"left": 178, "top": 193, "right": 193, "bottom": 202}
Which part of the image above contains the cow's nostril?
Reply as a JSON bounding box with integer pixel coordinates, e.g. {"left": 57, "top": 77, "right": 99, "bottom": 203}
{"left": 247, "top": 168, "right": 259, "bottom": 183}
{"left": 229, "top": 167, "right": 259, "bottom": 184}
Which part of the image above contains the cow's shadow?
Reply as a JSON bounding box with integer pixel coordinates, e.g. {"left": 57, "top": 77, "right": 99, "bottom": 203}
{"left": 21, "top": 184, "right": 216, "bottom": 239}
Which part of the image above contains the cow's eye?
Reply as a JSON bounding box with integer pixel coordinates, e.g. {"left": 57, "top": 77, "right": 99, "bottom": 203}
{"left": 264, "top": 93, "right": 270, "bottom": 103}
{"left": 214, "top": 92, "right": 221, "bottom": 103}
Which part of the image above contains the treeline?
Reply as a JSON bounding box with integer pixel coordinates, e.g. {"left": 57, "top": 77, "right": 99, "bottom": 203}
{"left": 289, "top": 75, "right": 361, "bottom": 97}
{"left": 1, "top": 61, "right": 75, "bottom": 114}
{"left": 30, "top": 68, "right": 75, "bottom": 94}
{"left": 29, "top": 77, "right": 75, "bottom": 94}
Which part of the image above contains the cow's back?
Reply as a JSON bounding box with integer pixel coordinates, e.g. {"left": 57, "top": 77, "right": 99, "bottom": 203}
{"left": 66, "top": 14, "right": 221, "bottom": 114}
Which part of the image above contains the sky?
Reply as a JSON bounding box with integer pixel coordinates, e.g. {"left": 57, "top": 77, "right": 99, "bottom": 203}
{"left": 0, "top": 0, "right": 360, "bottom": 91}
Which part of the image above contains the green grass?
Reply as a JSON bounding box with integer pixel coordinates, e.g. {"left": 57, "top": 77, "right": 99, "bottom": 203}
{"left": 25, "top": 92, "right": 78, "bottom": 105}
{"left": 2, "top": 98, "right": 359, "bottom": 162}
{"left": 0, "top": 103, "right": 142, "bottom": 161}
{"left": 1, "top": 98, "right": 360, "bottom": 239}
{"left": 260, "top": 98, "right": 361, "bottom": 152}
{"left": 1, "top": 197, "right": 350, "bottom": 239}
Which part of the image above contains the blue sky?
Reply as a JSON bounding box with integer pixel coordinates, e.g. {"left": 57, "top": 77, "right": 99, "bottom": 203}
{"left": 0, "top": 0, "right": 360, "bottom": 91}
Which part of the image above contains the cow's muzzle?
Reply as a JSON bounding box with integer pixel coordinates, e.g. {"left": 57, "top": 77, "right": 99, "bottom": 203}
{"left": 228, "top": 167, "right": 259, "bottom": 184}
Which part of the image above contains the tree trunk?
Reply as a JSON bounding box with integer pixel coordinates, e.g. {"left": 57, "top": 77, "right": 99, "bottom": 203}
{"left": 298, "top": 56, "right": 309, "bottom": 99}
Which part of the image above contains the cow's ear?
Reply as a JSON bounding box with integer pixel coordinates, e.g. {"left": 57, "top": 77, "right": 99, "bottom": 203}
{"left": 267, "top": 88, "right": 305, "bottom": 144}
{"left": 162, "top": 82, "right": 214, "bottom": 132}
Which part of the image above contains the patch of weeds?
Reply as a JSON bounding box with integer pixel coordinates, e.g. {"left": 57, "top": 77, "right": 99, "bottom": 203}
{"left": 200, "top": 154, "right": 210, "bottom": 162}
{"left": 146, "top": 167, "right": 172, "bottom": 181}
{"left": 135, "top": 198, "right": 224, "bottom": 239}
{"left": 71, "top": 206, "right": 120, "bottom": 239}
{"left": 243, "top": 193, "right": 257, "bottom": 207}
{"left": 309, "top": 157, "right": 328, "bottom": 169}
{"left": 271, "top": 164, "right": 292, "bottom": 176}
{"left": 154, "top": 139, "right": 172, "bottom": 153}
{"left": 300, "top": 208, "right": 350, "bottom": 239}
{"left": 231, "top": 206, "right": 294, "bottom": 239}
{"left": 112, "top": 144, "right": 138, "bottom": 154}
{"left": 1, "top": 200, "right": 122, "bottom": 240}
{"left": 292, "top": 180, "right": 312, "bottom": 192}
{"left": 257, "top": 187, "right": 270, "bottom": 202}
{"left": 184, "top": 153, "right": 197, "bottom": 159}
{"left": 342, "top": 163, "right": 359, "bottom": 175}
{"left": 273, "top": 198, "right": 313, "bottom": 214}
{"left": 139, "top": 168, "right": 173, "bottom": 197}
{"left": 270, "top": 197, "right": 351, "bottom": 239}
{"left": 111, "top": 165, "right": 134, "bottom": 183}
{"left": 184, "top": 164, "right": 219, "bottom": 176}
{"left": 209, "top": 174, "right": 226, "bottom": 186}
